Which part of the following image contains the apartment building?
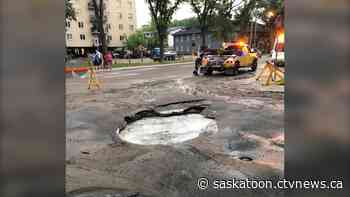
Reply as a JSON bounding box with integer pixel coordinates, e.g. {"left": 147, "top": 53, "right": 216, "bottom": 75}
{"left": 65, "top": 0, "right": 137, "bottom": 56}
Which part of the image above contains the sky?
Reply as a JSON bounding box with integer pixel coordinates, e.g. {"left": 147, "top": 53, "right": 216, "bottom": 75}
{"left": 136, "top": 1, "right": 196, "bottom": 28}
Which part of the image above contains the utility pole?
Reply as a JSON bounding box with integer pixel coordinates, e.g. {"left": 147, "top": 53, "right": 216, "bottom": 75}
{"left": 249, "top": 21, "right": 254, "bottom": 48}
{"left": 249, "top": 2, "right": 257, "bottom": 48}
{"left": 253, "top": 17, "right": 257, "bottom": 48}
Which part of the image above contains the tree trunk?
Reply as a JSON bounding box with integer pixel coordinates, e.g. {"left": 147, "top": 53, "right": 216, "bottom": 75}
{"left": 200, "top": 27, "right": 207, "bottom": 47}
{"left": 159, "top": 35, "right": 164, "bottom": 63}
{"left": 99, "top": 0, "right": 107, "bottom": 55}
{"left": 92, "top": 0, "right": 107, "bottom": 56}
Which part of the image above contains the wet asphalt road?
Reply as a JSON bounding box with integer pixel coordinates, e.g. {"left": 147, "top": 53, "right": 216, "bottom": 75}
{"left": 66, "top": 62, "right": 196, "bottom": 94}
{"left": 67, "top": 57, "right": 268, "bottom": 93}
{"left": 99, "top": 62, "right": 195, "bottom": 88}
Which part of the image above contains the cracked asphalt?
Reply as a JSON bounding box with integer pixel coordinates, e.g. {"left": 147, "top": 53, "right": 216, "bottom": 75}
{"left": 66, "top": 56, "right": 284, "bottom": 197}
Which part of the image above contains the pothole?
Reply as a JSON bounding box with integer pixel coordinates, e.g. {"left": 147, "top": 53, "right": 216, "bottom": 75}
{"left": 239, "top": 156, "right": 254, "bottom": 162}
{"left": 119, "top": 106, "right": 218, "bottom": 145}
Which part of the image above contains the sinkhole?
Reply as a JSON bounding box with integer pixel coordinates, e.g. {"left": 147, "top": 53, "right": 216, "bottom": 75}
{"left": 119, "top": 109, "right": 218, "bottom": 145}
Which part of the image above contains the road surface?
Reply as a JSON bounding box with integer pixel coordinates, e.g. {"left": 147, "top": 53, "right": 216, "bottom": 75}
{"left": 66, "top": 56, "right": 284, "bottom": 197}
{"left": 66, "top": 56, "right": 277, "bottom": 94}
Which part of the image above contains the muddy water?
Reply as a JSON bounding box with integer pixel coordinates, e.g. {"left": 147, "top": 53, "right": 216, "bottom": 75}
{"left": 119, "top": 114, "right": 218, "bottom": 145}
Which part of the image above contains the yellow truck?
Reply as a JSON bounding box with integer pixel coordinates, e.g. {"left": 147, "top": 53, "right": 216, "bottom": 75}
{"left": 197, "top": 42, "right": 259, "bottom": 75}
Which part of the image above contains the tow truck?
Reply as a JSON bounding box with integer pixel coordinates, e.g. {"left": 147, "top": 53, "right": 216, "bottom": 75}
{"left": 195, "top": 42, "right": 259, "bottom": 75}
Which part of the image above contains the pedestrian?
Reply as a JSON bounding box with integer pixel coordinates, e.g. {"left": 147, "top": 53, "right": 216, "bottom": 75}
{"left": 91, "top": 48, "right": 103, "bottom": 71}
{"left": 104, "top": 51, "right": 113, "bottom": 72}
{"left": 193, "top": 46, "right": 207, "bottom": 76}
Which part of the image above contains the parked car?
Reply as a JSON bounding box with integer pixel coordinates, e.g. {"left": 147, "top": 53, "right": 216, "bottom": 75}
{"left": 164, "top": 50, "right": 177, "bottom": 61}
{"left": 112, "top": 52, "right": 121, "bottom": 58}
{"left": 112, "top": 50, "right": 127, "bottom": 59}
{"left": 151, "top": 48, "right": 177, "bottom": 61}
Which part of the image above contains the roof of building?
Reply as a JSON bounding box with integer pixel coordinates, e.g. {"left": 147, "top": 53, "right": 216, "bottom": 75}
{"left": 173, "top": 27, "right": 201, "bottom": 36}
{"left": 168, "top": 26, "right": 184, "bottom": 32}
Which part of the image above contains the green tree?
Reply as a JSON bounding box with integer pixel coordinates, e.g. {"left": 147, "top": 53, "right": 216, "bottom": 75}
{"left": 259, "top": 0, "right": 284, "bottom": 25}
{"left": 189, "top": 0, "right": 218, "bottom": 47}
{"left": 234, "top": 0, "right": 284, "bottom": 32}
{"left": 170, "top": 17, "right": 199, "bottom": 28}
{"left": 233, "top": 0, "right": 257, "bottom": 35}
{"left": 145, "top": 0, "right": 185, "bottom": 62}
{"left": 91, "top": 0, "right": 108, "bottom": 55}
{"left": 233, "top": 0, "right": 284, "bottom": 48}
{"left": 139, "top": 20, "right": 161, "bottom": 49}
{"left": 212, "top": 0, "right": 240, "bottom": 42}
{"left": 65, "top": 0, "right": 76, "bottom": 21}
{"left": 125, "top": 31, "right": 145, "bottom": 50}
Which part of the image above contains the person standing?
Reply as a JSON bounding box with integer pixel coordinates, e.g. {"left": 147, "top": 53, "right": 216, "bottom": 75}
{"left": 92, "top": 48, "right": 103, "bottom": 71}
{"left": 104, "top": 51, "right": 113, "bottom": 72}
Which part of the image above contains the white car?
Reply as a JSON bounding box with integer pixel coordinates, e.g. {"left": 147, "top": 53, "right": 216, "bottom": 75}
{"left": 164, "top": 50, "right": 177, "bottom": 61}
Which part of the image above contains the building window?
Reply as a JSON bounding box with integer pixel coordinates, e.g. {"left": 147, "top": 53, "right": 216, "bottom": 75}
{"left": 120, "top": 35, "right": 126, "bottom": 41}
{"left": 192, "top": 34, "right": 196, "bottom": 40}
{"left": 118, "top": 12, "right": 123, "bottom": 19}
{"left": 107, "top": 35, "right": 112, "bottom": 41}
{"left": 66, "top": 33, "right": 72, "bottom": 40}
{"left": 128, "top": 13, "right": 133, "bottom": 20}
{"left": 129, "top": 25, "right": 134, "bottom": 31}
{"left": 78, "top": 22, "right": 84, "bottom": 28}
{"left": 119, "top": 24, "right": 124, "bottom": 30}
{"left": 65, "top": 21, "right": 71, "bottom": 28}
{"left": 80, "top": 34, "right": 86, "bottom": 40}
{"left": 128, "top": 1, "right": 132, "bottom": 7}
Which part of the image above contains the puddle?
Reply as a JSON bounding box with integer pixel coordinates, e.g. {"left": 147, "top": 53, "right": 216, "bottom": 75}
{"left": 119, "top": 114, "right": 218, "bottom": 145}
